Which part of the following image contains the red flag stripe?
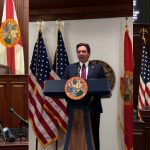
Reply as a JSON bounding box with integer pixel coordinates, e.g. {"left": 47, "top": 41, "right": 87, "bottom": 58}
{"left": 138, "top": 94, "right": 145, "bottom": 108}
{"left": 6, "top": 0, "right": 15, "bottom": 73}
{"left": 146, "top": 85, "right": 150, "bottom": 98}
{"left": 124, "top": 30, "right": 133, "bottom": 71}
{"left": 145, "top": 84, "right": 150, "bottom": 106}
{"left": 44, "top": 99, "right": 67, "bottom": 130}
{"left": 139, "top": 81, "right": 145, "bottom": 96}
{"left": 6, "top": 48, "right": 15, "bottom": 74}
{"left": 145, "top": 99, "right": 149, "bottom": 107}
{"left": 138, "top": 76, "right": 146, "bottom": 109}
{"left": 51, "top": 97, "right": 68, "bottom": 115}
{"left": 6, "top": 0, "right": 14, "bottom": 18}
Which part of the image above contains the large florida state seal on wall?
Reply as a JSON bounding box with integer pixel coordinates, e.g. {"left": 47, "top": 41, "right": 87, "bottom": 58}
{"left": 64, "top": 77, "right": 88, "bottom": 100}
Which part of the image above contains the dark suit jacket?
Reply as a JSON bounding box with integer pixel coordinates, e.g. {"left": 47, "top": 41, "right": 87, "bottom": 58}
{"left": 63, "top": 61, "right": 106, "bottom": 113}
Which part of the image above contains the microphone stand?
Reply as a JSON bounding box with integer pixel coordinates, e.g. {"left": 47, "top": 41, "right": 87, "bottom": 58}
{"left": 9, "top": 108, "right": 28, "bottom": 141}
{"left": 17, "top": 120, "right": 28, "bottom": 141}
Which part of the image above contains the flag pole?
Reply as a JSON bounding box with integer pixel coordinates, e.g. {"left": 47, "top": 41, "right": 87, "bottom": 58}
{"left": 34, "top": 20, "right": 43, "bottom": 95}
{"left": 55, "top": 20, "right": 59, "bottom": 79}
{"left": 35, "top": 138, "right": 38, "bottom": 150}
{"left": 54, "top": 19, "right": 64, "bottom": 150}
{"left": 34, "top": 20, "right": 44, "bottom": 150}
{"left": 55, "top": 19, "right": 61, "bottom": 150}
{"left": 55, "top": 20, "right": 64, "bottom": 80}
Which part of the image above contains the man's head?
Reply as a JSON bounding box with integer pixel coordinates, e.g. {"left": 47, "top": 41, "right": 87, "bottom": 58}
{"left": 76, "top": 43, "right": 90, "bottom": 63}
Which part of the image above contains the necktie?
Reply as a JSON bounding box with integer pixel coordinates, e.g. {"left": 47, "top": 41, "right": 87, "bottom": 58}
{"left": 81, "top": 64, "right": 86, "bottom": 79}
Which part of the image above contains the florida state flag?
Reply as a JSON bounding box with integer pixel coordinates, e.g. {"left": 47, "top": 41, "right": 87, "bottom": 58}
{"left": 0, "top": 0, "right": 24, "bottom": 74}
{"left": 120, "top": 25, "right": 133, "bottom": 150}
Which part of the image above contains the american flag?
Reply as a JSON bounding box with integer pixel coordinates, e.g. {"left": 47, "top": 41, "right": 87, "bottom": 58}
{"left": 138, "top": 36, "right": 150, "bottom": 109}
{"left": 29, "top": 30, "right": 58, "bottom": 146}
{"left": 44, "top": 29, "right": 69, "bottom": 132}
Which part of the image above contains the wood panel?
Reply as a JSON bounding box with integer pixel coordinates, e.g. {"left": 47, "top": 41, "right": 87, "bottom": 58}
{"left": 0, "top": 0, "right": 29, "bottom": 74}
{"left": 29, "top": 0, "right": 132, "bottom": 10}
{"left": 29, "top": 0, "right": 132, "bottom": 21}
{"left": 0, "top": 75, "right": 28, "bottom": 128}
{"left": 29, "top": 4, "right": 132, "bottom": 22}
{"left": 0, "top": 140, "right": 28, "bottom": 150}
{"left": 134, "top": 127, "right": 146, "bottom": 150}
{"left": 68, "top": 110, "right": 88, "bottom": 150}
{"left": 0, "top": 82, "right": 8, "bottom": 125}
{"left": 134, "top": 121, "right": 150, "bottom": 150}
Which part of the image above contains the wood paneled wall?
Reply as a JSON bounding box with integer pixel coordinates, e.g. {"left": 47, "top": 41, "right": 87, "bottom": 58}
{"left": 0, "top": 75, "right": 28, "bottom": 128}
{"left": 29, "top": 1, "right": 132, "bottom": 21}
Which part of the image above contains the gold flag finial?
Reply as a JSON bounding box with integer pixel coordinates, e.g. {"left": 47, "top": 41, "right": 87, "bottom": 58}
{"left": 125, "top": 17, "right": 128, "bottom": 32}
{"left": 56, "top": 20, "right": 64, "bottom": 30}
{"left": 141, "top": 28, "right": 147, "bottom": 44}
{"left": 36, "top": 20, "right": 45, "bottom": 31}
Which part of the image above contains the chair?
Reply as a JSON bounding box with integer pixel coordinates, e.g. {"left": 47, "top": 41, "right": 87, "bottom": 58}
{"left": 0, "top": 64, "right": 11, "bottom": 74}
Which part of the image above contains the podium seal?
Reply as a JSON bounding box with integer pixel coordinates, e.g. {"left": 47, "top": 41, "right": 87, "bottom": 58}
{"left": 64, "top": 77, "right": 88, "bottom": 100}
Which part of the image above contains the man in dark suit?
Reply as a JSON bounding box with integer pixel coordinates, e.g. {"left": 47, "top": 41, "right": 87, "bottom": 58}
{"left": 63, "top": 43, "right": 106, "bottom": 150}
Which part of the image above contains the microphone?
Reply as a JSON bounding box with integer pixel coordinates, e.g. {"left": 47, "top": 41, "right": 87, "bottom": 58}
{"left": 9, "top": 108, "right": 28, "bottom": 127}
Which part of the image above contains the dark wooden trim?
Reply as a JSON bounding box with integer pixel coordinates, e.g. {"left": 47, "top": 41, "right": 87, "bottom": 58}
{"left": 29, "top": 4, "right": 132, "bottom": 21}
{"left": 0, "top": 141, "right": 28, "bottom": 150}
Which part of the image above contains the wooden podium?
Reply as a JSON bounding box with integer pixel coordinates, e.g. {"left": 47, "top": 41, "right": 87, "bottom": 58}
{"left": 44, "top": 78, "right": 110, "bottom": 150}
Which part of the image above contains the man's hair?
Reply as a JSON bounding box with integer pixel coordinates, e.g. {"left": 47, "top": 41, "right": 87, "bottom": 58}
{"left": 76, "top": 43, "right": 91, "bottom": 53}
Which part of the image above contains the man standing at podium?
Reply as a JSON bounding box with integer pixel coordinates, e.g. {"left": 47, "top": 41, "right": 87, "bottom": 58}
{"left": 63, "top": 43, "right": 106, "bottom": 150}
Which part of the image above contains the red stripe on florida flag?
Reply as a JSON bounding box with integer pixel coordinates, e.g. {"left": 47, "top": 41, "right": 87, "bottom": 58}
{"left": 6, "top": 0, "right": 15, "bottom": 73}
{"left": 6, "top": 0, "right": 14, "bottom": 18}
